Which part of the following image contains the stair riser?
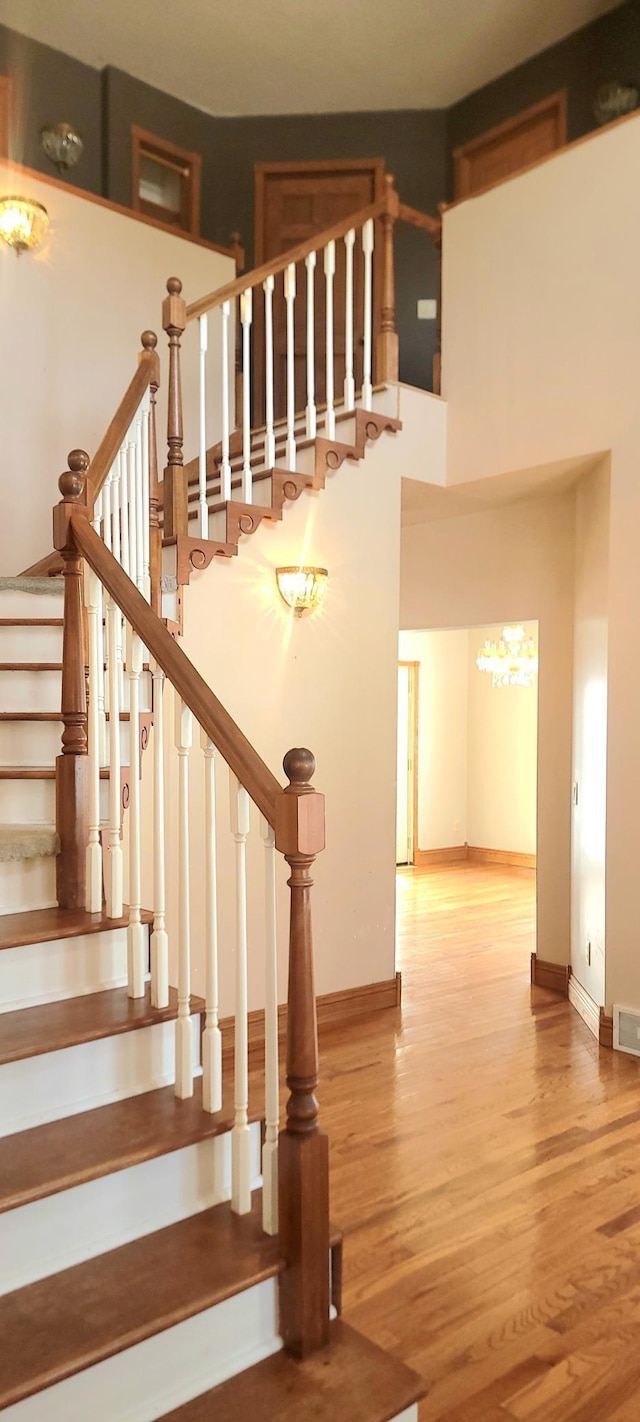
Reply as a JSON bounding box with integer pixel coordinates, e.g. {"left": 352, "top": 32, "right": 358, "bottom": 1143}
{"left": 0, "top": 626, "right": 63, "bottom": 661}
{"left": 0, "top": 669, "right": 61, "bottom": 713}
{"left": 0, "top": 720, "right": 137, "bottom": 768}
{"left": 0, "top": 1123, "right": 262, "bottom": 1295}
{"left": 0, "top": 1015, "right": 202, "bottom": 1137}
{"left": 0, "top": 591, "right": 64, "bottom": 618}
{"left": 2, "top": 777, "right": 125, "bottom": 827}
{"left": 0, "top": 1280, "right": 280, "bottom": 1422}
{"left": 0, "top": 926, "right": 129, "bottom": 1013}
{"left": 0, "top": 854, "right": 56, "bottom": 916}
{"left": 0, "top": 720, "right": 62, "bottom": 764}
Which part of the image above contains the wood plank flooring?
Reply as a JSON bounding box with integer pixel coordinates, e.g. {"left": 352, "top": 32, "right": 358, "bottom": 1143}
{"left": 312, "top": 865, "right": 640, "bottom": 1421}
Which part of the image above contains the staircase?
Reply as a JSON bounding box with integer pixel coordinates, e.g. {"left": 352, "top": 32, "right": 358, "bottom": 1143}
{"left": 0, "top": 178, "right": 437, "bottom": 1418}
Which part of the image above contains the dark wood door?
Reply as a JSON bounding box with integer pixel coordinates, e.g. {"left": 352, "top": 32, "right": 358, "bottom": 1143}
{"left": 453, "top": 93, "right": 567, "bottom": 200}
{"left": 254, "top": 161, "right": 384, "bottom": 422}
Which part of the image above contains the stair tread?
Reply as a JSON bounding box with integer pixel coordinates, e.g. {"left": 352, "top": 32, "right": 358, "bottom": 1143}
{"left": 158, "top": 1320, "right": 426, "bottom": 1422}
{"left": 0, "top": 765, "right": 113, "bottom": 779}
{"left": 0, "top": 982, "right": 203, "bottom": 1066}
{"left": 0, "top": 711, "right": 60, "bottom": 721}
{"left": 0, "top": 662, "right": 62, "bottom": 671}
{"left": 0, "top": 1195, "right": 282, "bottom": 1410}
{"left": 0, "top": 619, "right": 63, "bottom": 627}
{"left": 0, "top": 903, "right": 153, "bottom": 952}
{"left": 0, "top": 1075, "right": 257, "bottom": 1214}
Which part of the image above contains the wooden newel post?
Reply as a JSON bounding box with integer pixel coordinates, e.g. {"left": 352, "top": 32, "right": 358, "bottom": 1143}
{"left": 53, "top": 451, "right": 90, "bottom": 909}
{"left": 275, "top": 748, "right": 330, "bottom": 1359}
{"left": 162, "top": 276, "right": 187, "bottom": 539}
{"left": 378, "top": 173, "right": 400, "bottom": 384}
{"left": 140, "top": 330, "right": 162, "bottom": 613}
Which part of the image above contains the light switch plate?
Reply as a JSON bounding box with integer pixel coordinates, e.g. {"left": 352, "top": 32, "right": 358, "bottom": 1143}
{"left": 417, "top": 298, "right": 437, "bottom": 320}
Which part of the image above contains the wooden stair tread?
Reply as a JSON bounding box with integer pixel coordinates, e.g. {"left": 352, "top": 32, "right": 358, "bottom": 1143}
{"left": 158, "top": 1320, "right": 426, "bottom": 1422}
{"left": 0, "top": 619, "right": 63, "bottom": 627}
{"left": 0, "top": 711, "right": 60, "bottom": 721}
{"left": 0, "top": 982, "right": 203, "bottom": 1065}
{"left": 0, "top": 765, "right": 112, "bottom": 780}
{"left": 0, "top": 903, "right": 152, "bottom": 952}
{"left": 0, "top": 1196, "right": 282, "bottom": 1410}
{"left": 0, "top": 1075, "right": 259, "bottom": 1214}
{"left": 0, "top": 662, "right": 62, "bottom": 671}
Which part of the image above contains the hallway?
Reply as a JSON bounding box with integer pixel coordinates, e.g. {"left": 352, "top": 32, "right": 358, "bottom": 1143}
{"left": 318, "top": 865, "right": 640, "bottom": 1419}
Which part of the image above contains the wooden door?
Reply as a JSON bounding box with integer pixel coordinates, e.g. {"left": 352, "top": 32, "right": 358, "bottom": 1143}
{"left": 453, "top": 92, "right": 567, "bottom": 200}
{"left": 254, "top": 160, "right": 385, "bottom": 422}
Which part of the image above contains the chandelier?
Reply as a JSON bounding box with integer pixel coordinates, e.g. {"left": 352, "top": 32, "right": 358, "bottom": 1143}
{"left": 476, "top": 625, "right": 538, "bottom": 688}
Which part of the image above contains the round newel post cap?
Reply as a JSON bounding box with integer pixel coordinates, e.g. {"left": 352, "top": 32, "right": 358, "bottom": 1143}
{"left": 166, "top": 276, "right": 182, "bottom": 295}
{"left": 59, "top": 449, "right": 90, "bottom": 501}
{"left": 283, "top": 747, "right": 315, "bottom": 791}
{"left": 141, "top": 329, "right": 158, "bottom": 350}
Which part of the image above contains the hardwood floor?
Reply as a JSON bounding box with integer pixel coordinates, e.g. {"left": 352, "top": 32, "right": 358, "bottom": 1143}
{"left": 315, "top": 864, "right": 640, "bottom": 1420}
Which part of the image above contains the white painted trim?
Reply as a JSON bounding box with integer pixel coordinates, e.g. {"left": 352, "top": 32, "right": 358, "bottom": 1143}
{"left": 1, "top": 1280, "right": 281, "bottom": 1422}
{"left": 0, "top": 1125, "right": 262, "bottom": 1295}
{"left": 568, "top": 974, "right": 599, "bottom": 1041}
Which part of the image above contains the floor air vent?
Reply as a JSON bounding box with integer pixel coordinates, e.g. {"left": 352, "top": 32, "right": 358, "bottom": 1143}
{"left": 613, "top": 1005, "right": 640, "bottom": 1057}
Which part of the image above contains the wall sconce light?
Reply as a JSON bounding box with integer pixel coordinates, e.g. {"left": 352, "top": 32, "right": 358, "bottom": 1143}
{"left": 40, "top": 122, "right": 84, "bottom": 175}
{"left": 276, "top": 566, "right": 328, "bottom": 617}
{"left": 0, "top": 196, "right": 49, "bottom": 254}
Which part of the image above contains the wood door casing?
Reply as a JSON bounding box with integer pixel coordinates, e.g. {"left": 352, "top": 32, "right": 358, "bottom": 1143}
{"left": 254, "top": 160, "right": 385, "bottom": 422}
{"left": 454, "top": 92, "right": 567, "bottom": 200}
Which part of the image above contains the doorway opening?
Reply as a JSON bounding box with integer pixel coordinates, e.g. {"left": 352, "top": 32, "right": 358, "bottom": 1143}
{"left": 395, "top": 623, "right": 539, "bottom": 974}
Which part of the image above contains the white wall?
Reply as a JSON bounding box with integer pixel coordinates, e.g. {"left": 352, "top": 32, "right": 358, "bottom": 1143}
{"left": 401, "top": 493, "right": 575, "bottom": 966}
{"left": 466, "top": 622, "right": 538, "bottom": 855}
{"left": 147, "top": 431, "right": 402, "bottom": 1014}
{"left": 398, "top": 623, "right": 538, "bottom": 856}
{"left": 571, "top": 461, "right": 610, "bottom": 1006}
{"left": 441, "top": 109, "right": 640, "bottom": 1008}
{"left": 398, "top": 629, "right": 468, "bottom": 850}
{"left": 1, "top": 162, "right": 233, "bottom": 573}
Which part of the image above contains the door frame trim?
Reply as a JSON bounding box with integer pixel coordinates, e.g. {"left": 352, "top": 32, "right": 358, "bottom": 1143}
{"left": 453, "top": 90, "right": 567, "bottom": 201}
{"left": 398, "top": 660, "right": 419, "bottom": 867}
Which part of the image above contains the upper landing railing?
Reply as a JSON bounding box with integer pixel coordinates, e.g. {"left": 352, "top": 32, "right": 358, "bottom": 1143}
{"left": 160, "top": 174, "right": 441, "bottom": 540}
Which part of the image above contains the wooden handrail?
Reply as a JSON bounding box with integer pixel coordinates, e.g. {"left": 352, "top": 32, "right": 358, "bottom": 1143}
{"left": 89, "top": 341, "right": 159, "bottom": 501}
{"left": 397, "top": 201, "right": 442, "bottom": 237}
{"left": 67, "top": 510, "right": 282, "bottom": 824}
{"left": 185, "top": 197, "right": 386, "bottom": 322}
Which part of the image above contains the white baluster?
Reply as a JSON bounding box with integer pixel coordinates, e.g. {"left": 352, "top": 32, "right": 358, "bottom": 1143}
{"left": 285, "top": 262, "right": 296, "bottom": 470}
{"left": 111, "top": 451, "right": 125, "bottom": 700}
{"left": 230, "top": 771, "right": 251, "bottom": 1214}
{"left": 324, "top": 240, "right": 336, "bottom": 440}
{"left": 198, "top": 313, "right": 209, "bottom": 537}
{"left": 141, "top": 392, "right": 151, "bottom": 603}
{"left": 201, "top": 728, "right": 222, "bottom": 1114}
{"left": 105, "top": 569, "right": 123, "bottom": 920}
{"left": 241, "top": 289, "right": 253, "bottom": 504}
{"left": 344, "top": 228, "right": 356, "bottom": 410}
{"left": 220, "top": 301, "right": 232, "bottom": 502}
{"left": 126, "top": 622, "right": 145, "bottom": 997}
{"left": 150, "top": 663, "right": 169, "bottom": 1009}
{"left": 175, "top": 693, "right": 194, "bottom": 1099}
{"left": 261, "top": 815, "right": 279, "bottom": 1236}
{"left": 264, "top": 274, "right": 276, "bottom": 469}
{"left": 305, "top": 250, "right": 317, "bottom": 438}
{"left": 362, "top": 218, "right": 375, "bottom": 409}
{"left": 135, "top": 408, "right": 145, "bottom": 594}
{"left": 102, "top": 472, "right": 112, "bottom": 731}
{"left": 127, "top": 431, "right": 137, "bottom": 590}
{"left": 119, "top": 440, "right": 130, "bottom": 577}
{"left": 84, "top": 544, "right": 102, "bottom": 914}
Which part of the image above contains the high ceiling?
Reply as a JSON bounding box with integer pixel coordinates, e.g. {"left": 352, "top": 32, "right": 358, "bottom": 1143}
{"left": 0, "top": 0, "right": 623, "bottom": 116}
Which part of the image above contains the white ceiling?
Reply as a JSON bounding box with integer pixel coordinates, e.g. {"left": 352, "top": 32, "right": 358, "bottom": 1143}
{"left": 0, "top": 0, "right": 623, "bottom": 116}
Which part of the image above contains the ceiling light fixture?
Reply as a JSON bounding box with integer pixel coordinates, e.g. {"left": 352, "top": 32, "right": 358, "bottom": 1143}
{"left": 476, "top": 625, "right": 538, "bottom": 688}
{"left": 40, "top": 122, "right": 84, "bottom": 174}
{"left": 0, "top": 197, "right": 49, "bottom": 255}
{"left": 276, "top": 566, "right": 328, "bottom": 617}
